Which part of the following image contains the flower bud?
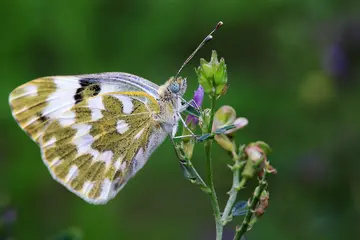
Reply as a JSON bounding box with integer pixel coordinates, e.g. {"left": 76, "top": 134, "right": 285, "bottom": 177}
{"left": 200, "top": 58, "right": 216, "bottom": 78}
{"left": 196, "top": 50, "right": 228, "bottom": 96}
{"left": 182, "top": 140, "right": 195, "bottom": 159}
{"left": 254, "top": 190, "right": 269, "bottom": 218}
{"left": 245, "top": 144, "right": 264, "bottom": 166}
{"left": 199, "top": 108, "right": 211, "bottom": 133}
{"left": 193, "top": 85, "right": 204, "bottom": 108}
{"left": 180, "top": 132, "right": 195, "bottom": 162}
{"left": 214, "top": 134, "right": 234, "bottom": 152}
{"left": 212, "top": 106, "right": 248, "bottom": 135}
{"left": 181, "top": 85, "right": 204, "bottom": 159}
{"left": 254, "top": 141, "right": 272, "bottom": 155}
{"left": 214, "top": 58, "right": 228, "bottom": 94}
{"left": 243, "top": 141, "right": 277, "bottom": 178}
{"left": 185, "top": 85, "right": 204, "bottom": 129}
{"left": 241, "top": 160, "right": 256, "bottom": 179}
{"left": 242, "top": 143, "right": 267, "bottom": 179}
{"left": 265, "top": 161, "right": 277, "bottom": 175}
{"left": 212, "top": 106, "right": 236, "bottom": 130}
{"left": 196, "top": 68, "right": 213, "bottom": 94}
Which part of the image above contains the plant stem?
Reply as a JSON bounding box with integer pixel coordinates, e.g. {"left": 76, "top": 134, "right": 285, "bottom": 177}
{"left": 205, "top": 140, "right": 222, "bottom": 239}
{"left": 180, "top": 158, "right": 209, "bottom": 193}
{"left": 221, "top": 160, "right": 247, "bottom": 225}
{"left": 204, "top": 95, "right": 223, "bottom": 240}
{"left": 233, "top": 173, "right": 267, "bottom": 240}
{"left": 171, "top": 136, "right": 209, "bottom": 192}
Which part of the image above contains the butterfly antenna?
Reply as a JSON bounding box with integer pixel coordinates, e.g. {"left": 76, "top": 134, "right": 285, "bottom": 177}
{"left": 174, "top": 21, "right": 223, "bottom": 79}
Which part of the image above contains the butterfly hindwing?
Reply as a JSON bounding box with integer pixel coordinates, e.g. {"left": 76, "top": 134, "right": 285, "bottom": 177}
{"left": 9, "top": 74, "right": 166, "bottom": 204}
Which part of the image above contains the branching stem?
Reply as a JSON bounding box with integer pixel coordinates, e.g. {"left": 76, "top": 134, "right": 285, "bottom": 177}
{"left": 204, "top": 95, "right": 223, "bottom": 240}
{"left": 233, "top": 173, "right": 268, "bottom": 240}
{"left": 221, "top": 159, "right": 247, "bottom": 225}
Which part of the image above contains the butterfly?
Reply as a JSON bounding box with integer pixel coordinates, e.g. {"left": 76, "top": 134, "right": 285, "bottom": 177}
{"left": 9, "top": 73, "right": 189, "bottom": 204}
{"left": 8, "top": 22, "right": 222, "bottom": 205}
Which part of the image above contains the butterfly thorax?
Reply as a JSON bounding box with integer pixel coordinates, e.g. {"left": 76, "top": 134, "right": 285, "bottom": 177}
{"left": 154, "top": 77, "right": 187, "bottom": 135}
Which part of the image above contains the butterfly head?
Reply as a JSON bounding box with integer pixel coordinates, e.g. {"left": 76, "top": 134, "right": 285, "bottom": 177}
{"left": 158, "top": 77, "right": 187, "bottom": 100}
{"left": 169, "top": 77, "right": 187, "bottom": 96}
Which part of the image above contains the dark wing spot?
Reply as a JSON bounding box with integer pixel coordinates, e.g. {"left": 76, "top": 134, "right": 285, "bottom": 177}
{"left": 90, "top": 84, "right": 101, "bottom": 95}
{"left": 37, "top": 113, "right": 48, "bottom": 122}
{"left": 74, "top": 87, "right": 84, "bottom": 104}
{"left": 74, "top": 78, "right": 101, "bottom": 104}
{"left": 79, "top": 78, "right": 94, "bottom": 87}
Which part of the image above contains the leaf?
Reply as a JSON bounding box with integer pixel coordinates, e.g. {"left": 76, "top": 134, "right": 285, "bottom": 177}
{"left": 184, "top": 104, "right": 201, "bottom": 118}
{"left": 180, "top": 163, "right": 196, "bottom": 181}
{"left": 196, "top": 133, "right": 211, "bottom": 142}
{"left": 232, "top": 200, "right": 248, "bottom": 216}
{"left": 214, "top": 124, "right": 236, "bottom": 134}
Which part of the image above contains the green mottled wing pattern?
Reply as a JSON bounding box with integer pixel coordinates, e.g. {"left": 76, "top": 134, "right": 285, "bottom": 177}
{"left": 9, "top": 75, "right": 163, "bottom": 204}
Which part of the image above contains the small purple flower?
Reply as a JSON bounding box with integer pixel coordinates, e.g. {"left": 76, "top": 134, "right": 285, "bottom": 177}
{"left": 192, "top": 85, "right": 204, "bottom": 107}
{"left": 323, "top": 21, "right": 360, "bottom": 83}
{"left": 186, "top": 85, "right": 204, "bottom": 127}
{"left": 1, "top": 207, "right": 17, "bottom": 225}
{"left": 324, "top": 42, "right": 348, "bottom": 78}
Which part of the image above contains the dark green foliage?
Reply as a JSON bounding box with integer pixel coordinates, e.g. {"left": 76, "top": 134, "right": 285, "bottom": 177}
{"left": 1, "top": 0, "right": 360, "bottom": 239}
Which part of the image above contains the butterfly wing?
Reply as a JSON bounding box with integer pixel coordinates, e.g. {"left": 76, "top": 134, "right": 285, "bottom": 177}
{"left": 9, "top": 73, "right": 159, "bottom": 142}
{"left": 9, "top": 74, "right": 167, "bottom": 204}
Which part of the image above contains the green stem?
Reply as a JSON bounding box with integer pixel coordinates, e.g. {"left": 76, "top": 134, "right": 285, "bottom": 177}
{"left": 205, "top": 140, "right": 222, "bottom": 239}
{"left": 180, "top": 158, "right": 209, "bottom": 193}
{"left": 205, "top": 95, "right": 223, "bottom": 240}
{"left": 233, "top": 173, "right": 267, "bottom": 240}
{"left": 221, "top": 161, "right": 247, "bottom": 225}
{"left": 173, "top": 140, "right": 210, "bottom": 193}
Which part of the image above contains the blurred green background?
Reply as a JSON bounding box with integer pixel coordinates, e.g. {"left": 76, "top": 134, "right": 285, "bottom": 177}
{"left": 1, "top": 0, "right": 360, "bottom": 239}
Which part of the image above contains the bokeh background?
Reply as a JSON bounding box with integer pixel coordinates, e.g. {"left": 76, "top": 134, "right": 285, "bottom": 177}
{"left": 1, "top": 0, "right": 360, "bottom": 239}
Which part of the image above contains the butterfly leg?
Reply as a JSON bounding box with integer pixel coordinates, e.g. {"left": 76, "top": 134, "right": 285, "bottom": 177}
{"left": 179, "top": 97, "right": 202, "bottom": 113}
{"left": 196, "top": 125, "right": 237, "bottom": 142}
{"left": 169, "top": 134, "right": 183, "bottom": 158}
{"left": 177, "top": 112, "right": 197, "bottom": 137}
{"left": 172, "top": 134, "right": 199, "bottom": 139}
{"left": 188, "top": 98, "right": 202, "bottom": 111}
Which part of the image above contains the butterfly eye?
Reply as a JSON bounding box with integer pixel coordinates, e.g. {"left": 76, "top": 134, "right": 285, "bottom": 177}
{"left": 169, "top": 82, "right": 180, "bottom": 94}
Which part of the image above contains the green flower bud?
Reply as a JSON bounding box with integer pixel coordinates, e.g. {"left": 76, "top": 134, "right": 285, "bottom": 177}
{"left": 213, "top": 105, "right": 236, "bottom": 130}
{"left": 214, "top": 58, "right": 228, "bottom": 94}
{"left": 214, "top": 134, "right": 234, "bottom": 152}
{"left": 181, "top": 120, "right": 196, "bottom": 159}
{"left": 215, "top": 84, "right": 227, "bottom": 95}
{"left": 196, "top": 67, "right": 213, "bottom": 94}
{"left": 210, "top": 50, "right": 220, "bottom": 65}
{"left": 212, "top": 105, "right": 248, "bottom": 135}
{"left": 182, "top": 140, "right": 195, "bottom": 159}
{"left": 214, "top": 58, "right": 226, "bottom": 84}
{"left": 196, "top": 50, "right": 228, "bottom": 96}
{"left": 199, "top": 108, "right": 211, "bottom": 133}
{"left": 242, "top": 160, "right": 255, "bottom": 179}
{"left": 181, "top": 124, "right": 193, "bottom": 143}
{"left": 200, "top": 58, "right": 216, "bottom": 78}
{"left": 254, "top": 141, "right": 272, "bottom": 155}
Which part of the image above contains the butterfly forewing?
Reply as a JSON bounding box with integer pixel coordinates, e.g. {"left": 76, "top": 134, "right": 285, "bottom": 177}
{"left": 9, "top": 74, "right": 166, "bottom": 204}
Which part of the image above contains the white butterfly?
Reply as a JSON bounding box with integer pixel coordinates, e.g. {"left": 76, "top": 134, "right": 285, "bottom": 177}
{"left": 9, "top": 72, "right": 190, "bottom": 204}
{"left": 8, "top": 22, "right": 222, "bottom": 204}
